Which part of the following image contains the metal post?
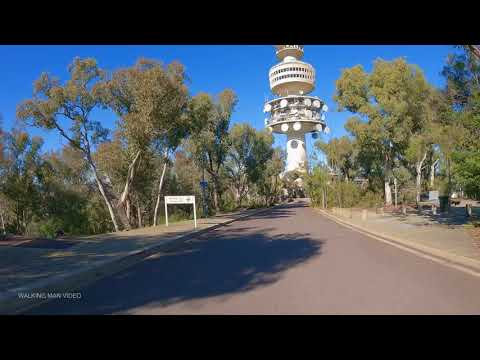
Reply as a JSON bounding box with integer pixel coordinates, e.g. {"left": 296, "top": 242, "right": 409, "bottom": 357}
{"left": 193, "top": 197, "right": 197, "bottom": 228}
{"left": 165, "top": 200, "right": 168, "bottom": 227}
{"left": 202, "top": 168, "right": 208, "bottom": 218}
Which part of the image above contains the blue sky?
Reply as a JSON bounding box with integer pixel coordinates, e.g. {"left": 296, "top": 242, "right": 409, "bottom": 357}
{"left": 0, "top": 45, "right": 456, "bottom": 159}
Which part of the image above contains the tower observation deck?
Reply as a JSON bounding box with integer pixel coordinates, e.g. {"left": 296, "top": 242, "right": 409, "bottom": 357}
{"left": 264, "top": 45, "right": 329, "bottom": 178}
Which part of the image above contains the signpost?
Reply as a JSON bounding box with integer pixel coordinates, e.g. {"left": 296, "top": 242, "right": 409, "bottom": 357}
{"left": 164, "top": 196, "right": 197, "bottom": 228}
{"left": 200, "top": 180, "right": 208, "bottom": 218}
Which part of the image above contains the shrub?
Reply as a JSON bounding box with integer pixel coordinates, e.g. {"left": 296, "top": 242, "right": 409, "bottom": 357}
{"left": 38, "top": 218, "right": 61, "bottom": 239}
{"left": 329, "top": 181, "right": 361, "bottom": 208}
{"left": 359, "top": 190, "right": 384, "bottom": 208}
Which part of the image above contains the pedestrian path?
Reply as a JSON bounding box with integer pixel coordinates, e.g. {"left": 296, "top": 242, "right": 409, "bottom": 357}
{"left": 322, "top": 207, "right": 480, "bottom": 263}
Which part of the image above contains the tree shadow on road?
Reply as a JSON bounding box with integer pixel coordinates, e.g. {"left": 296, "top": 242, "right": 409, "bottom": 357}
{"left": 28, "top": 220, "right": 323, "bottom": 314}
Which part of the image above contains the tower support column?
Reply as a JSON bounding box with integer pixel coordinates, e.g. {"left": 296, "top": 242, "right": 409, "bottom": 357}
{"left": 286, "top": 132, "right": 307, "bottom": 173}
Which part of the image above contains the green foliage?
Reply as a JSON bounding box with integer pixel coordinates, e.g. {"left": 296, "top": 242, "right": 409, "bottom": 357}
{"left": 315, "top": 136, "right": 357, "bottom": 180}
{"left": 334, "top": 57, "right": 443, "bottom": 206}
{"left": 452, "top": 151, "right": 480, "bottom": 199}
{"left": 440, "top": 47, "right": 480, "bottom": 199}
{"left": 329, "top": 181, "right": 361, "bottom": 208}
{"left": 305, "top": 166, "right": 330, "bottom": 208}
{"left": 0, "top": 130, "right": 44, "bottom": 234}
{"left": 307, "top": 166, "right": 391, "bottom": 209}
{"left": 225, "top": 123, "right": 274, "bottom": 206}
{"left": 37, "top": 218, "right": 61, "bottom": 239}
{"left": 1, "top": 55, "right": 287, "bottom": 238}
{"left": 256, "top": 147, "right": 285, "bottom": 206}
{"left": 17, "top": 57, "right": 109, "bottom": 150}
{"left": 187, "top": 90, "right": 238, "bottom": 212}
{"left": 359, "top": 190, "right": 384, "bottom": 208}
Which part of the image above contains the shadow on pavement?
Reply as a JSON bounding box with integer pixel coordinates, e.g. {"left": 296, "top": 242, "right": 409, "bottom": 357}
{"left": 1, "top": 203, "right": 307, "bottom": 295}
{"left": 245, "top": 203, "right": 301, "bottom": 220}
{"left": 16, "top": 239, "right": 78, "bottom": 250}
{"left": 27, "top": 208, "right": 323, "bottom": 314}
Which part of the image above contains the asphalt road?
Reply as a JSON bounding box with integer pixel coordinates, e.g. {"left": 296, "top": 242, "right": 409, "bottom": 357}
{"left": 27, "top": 201, "right": 480, "bottom": 314}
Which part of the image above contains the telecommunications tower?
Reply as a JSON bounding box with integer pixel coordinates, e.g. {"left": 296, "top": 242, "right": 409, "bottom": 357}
{"left": 264, "top": 45, "right": 329, "bottom": 186}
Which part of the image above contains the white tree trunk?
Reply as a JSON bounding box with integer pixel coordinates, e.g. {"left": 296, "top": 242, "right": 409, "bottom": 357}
{"left": 137, "top": 201, "right": 142, "bottom": 228}
{"left": 430, "top": 159, "right": 439, "bottom": 188}
{"left": 212, "top": 177, "right": 220, "bottom": 212}
{"left": 394, "top": 177, "right": 398, "bottom": 207}
{"left": 153, "top": 160, "right": 168, "bottom": 226}
{"left": 126, "top": 199, "right": 131, "bottom": 223}
{"left": 415, "top": 151, "right": 428, "bottom": 203}
{"left": 430, "top": 164, "right": 435, "bottom": 188}
{"left": 91, "top": 166, "right": 120, "bottom": 232}
{"left": 0, "top": 207, "right": 5, "bottom": 235}
{"left": 416, "top": 170, "right": 422, "bottom": 203}
{"left": 385, "top": 179, "right": 392, "bottom": 206}
{"left": 120, "top": 150, "right": 142, "bottom": 205}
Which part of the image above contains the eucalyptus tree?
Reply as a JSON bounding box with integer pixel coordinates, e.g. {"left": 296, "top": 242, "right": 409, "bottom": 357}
{"left": 335, "top": 58, "right": 432, "bottom": 205}
{"left": 256, "top": 147, "right": 285, "bottom": 206}
{"left": 305, "top": 165, "right": 331, "bottom": 208}
{"left": 187, "top": 89, "right": 238, "bottom": 212}
{"left": 464, "top": 46, "right": 480, "bottom": 60}
{"left": 0, "top": 130, "right": 44, "bottom": 234}
{"left": 225, "top": 123, "right": 256, "bottom": 206}
{"left": 403, "top": 87, "right": 448, "bottom": 204}
{"left": 404, "top": 123, "right": 436, "bottom": 203}
{"left": 0, "top": 118, "right": 5, "bottom": 234}
{"left": 315, "top": 136, "right": 357, "bottom": 182}
{"left": 441, "top": 47, "right": 480, "bottom": 199}
{"left": 225, "top": 123, "right": 274, "bottom": 207}
{"left": 16, "top": 58, "right": 122, "bottom": 231}
{"left": 98, "top": 59, "right": 192, "bottom": 227}
{"left": 43, "top": 144, "right": 109, "bottom": 235}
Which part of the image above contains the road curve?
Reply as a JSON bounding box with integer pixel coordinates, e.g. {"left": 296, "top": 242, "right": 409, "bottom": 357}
{"left": 27, "top": 201, "right": 480, "bottom": 314}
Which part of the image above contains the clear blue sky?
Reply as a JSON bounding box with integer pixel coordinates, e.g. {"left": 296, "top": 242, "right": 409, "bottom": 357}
{"left": 0, "top": 45, "right": 456, "bottom": 159}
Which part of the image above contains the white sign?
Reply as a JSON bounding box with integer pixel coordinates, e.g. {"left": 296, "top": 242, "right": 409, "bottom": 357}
{"left": 428, "top": 191, "right": 439, "bottom": 201}
{"left": 165, "top": 196, "right": 195, "bottom": 204}
{"left": 164, "top": 196, "right": 197, "bottom": 228}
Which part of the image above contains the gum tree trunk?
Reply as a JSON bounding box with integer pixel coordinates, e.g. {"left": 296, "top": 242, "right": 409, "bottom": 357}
{"left": 385, "top": 180, "right": 392, "bottom": 206}
{"left": 211, "top": 176, "right": 221, "bottom": 212}
{"left": 119, "top": 150, "right": 142, "bottom": 206}
{"left": 430, "top": 159, "right": 439, "bottom": 188}
{"left": 137, "top": 201, "right": 142, "bottom": 228}
{"left": 126, "top": 199, "right": 131, "bottom": 225}
{"left": 91, "top": 164, "right": 120, "bottom": 232}
{"left": 0, "top": 205, "right": 5, "bottom": 235}
{"left": 153, "top": 159, "right": 168, "bottom": 226}
{"left": 415, "top": 151, "right": 428, "bottom": 204}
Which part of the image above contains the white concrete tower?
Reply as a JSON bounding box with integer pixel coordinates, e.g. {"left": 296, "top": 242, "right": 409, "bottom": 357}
{"left": 264, "top": 45, "right": 329, "bottom": 180}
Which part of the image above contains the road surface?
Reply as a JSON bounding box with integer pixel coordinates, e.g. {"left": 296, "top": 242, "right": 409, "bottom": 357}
{"left": 27, "top": 201, "right": 480, "bottom": 314}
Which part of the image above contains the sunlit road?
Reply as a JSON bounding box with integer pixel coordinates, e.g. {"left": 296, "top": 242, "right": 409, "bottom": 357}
{"left": 28, "top": 201, "right": 480, "bottom": 314}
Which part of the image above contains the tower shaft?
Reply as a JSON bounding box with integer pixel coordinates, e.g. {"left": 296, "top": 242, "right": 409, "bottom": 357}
{"left": 286, "top": 133, "right": 307, "bottom": 173}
